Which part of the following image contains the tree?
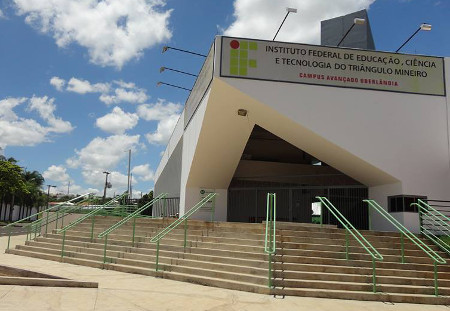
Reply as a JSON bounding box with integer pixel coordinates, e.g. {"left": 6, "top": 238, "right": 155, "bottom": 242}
{"left": 139, "top": 191, "right": 154, "bottom": 216}
{"left": 0, "top": 161, "right": 28, "bottom": 221}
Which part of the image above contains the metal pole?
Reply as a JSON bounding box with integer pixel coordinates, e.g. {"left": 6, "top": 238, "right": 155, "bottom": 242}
{"left": 211, "top": 195, "right": 216, "bottom": 222}
{"left": 268, "top": 253, "right": 273, "bottom": 288}
{"left": 155, "top": 240, "right": 160, "bottom": 271}
{"left": 396, "top": 27, "right": 421, "bottom": 53}
{"left": 56, "top": 211, "right": 59, "bottom": 229}
{"left": 273, "top": 12, "right": 290, "bottom": 41}
{"left": 132, "top": 217, "right": 136, "bottom": 247}
{"left": 7, "top": 227, "right": 11, "bottom": 250}
{"left": 345, "top": 230, "right": 349, "bottom": 260}
{"left": 61, "top": 231, "right": 66, "bottom": 258}
{"left": 90, "top": 216, "right": 95, "bottom": 242}
{"left": 184, "top": 219, "right": 187, "bottom": 250}
{"left": 372, "top": 258, "right": 377, "bottom": 293}
{"left": 127, "top": 149, "right": 131, "bottom": 199}
{"left": 103, "top": 235, "right": 108, "bottom": 264}
{"left": 434, "top": 261, "right": 439, "bottom": 296}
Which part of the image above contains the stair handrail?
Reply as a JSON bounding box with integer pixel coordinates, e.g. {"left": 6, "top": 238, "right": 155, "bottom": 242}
{"left": 57, "top": 192, "right": 129, "bottom": 234}
{"left": 150, "top": 193, "right": 217, "bottom": 271}
{"left": 412, "top": 200, "right": 450, "bottom": 256}
{"left": 264, "top": 193, "right": 276, "bottom": 288}
{"left": 98, "top": 193, "right": 167, "bottom": 238}
{"left": 316, "top": 196, "right": 383, "bottom": 293}
{"left": 365, "top": 199, "right": 445, "bottom": 296}
{"left": 97, "top": 193, "right": 167, "bottom": 263}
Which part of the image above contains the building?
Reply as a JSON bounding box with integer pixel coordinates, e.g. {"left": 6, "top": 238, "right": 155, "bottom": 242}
{"left": 154, "top": 13, "right": 449, "bottom": 234}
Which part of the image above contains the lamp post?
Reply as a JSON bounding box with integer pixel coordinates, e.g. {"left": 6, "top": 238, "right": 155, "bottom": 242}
{"left": 395, "top": 23, "right": 432, "bottom": 53}
{"left": 156, "top": 81, "right": 192, "bottom": 92}
{"left": 336, "top": 18, "right": 366, "bottom": 47}
{"left": 46, "top": 185, "right": 56, "bottom": 209}
{"left": 160, "top": 66, "right": 198, "bottom": 77}
{"left": 162, "top": 46, "right": 206, "bottom": 57}
{"left": 102, "top": 171, "right": 111, "bottom": 203}
{"left": 273, "top": 7, "right": 298, "bottom": 41}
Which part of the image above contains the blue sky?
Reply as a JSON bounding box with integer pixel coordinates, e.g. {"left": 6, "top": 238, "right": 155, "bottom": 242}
{"left": 0, "top": 0, "right": 448, "bottom": 197}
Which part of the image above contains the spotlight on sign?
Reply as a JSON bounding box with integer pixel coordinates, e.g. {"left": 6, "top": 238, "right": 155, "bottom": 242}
{"left": 237, "top": 109, "right": 248, "bottom": 117}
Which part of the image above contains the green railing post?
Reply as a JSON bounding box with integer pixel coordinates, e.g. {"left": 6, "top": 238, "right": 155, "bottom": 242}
{"left": 320, "top": 202, "right": 323, "bottom": 227}
{"left": 26, "top": 225, "right": 30, "bottom": 242}
{"left": 61, "top": 211, "right": 65, "bottom": 229}
{"left": 7, "top": 227, "right": 11, "bottom": 250}
{"left": 45, "top": 210, "right": 50, "bottom": 235}
{"left": 155, "top": 240, "right": 160, "bottom": 271}
{"left": 55, "top": 211, "right": 59, "bottom": 229}
{"left": 418, "top": 204, "right": 423, "bottom": 235}
{"left": 211, "top": 195, "right": 216, "bottom": 222}
{"left": 345, "top": 229, "right": 349, "bottom": 260}
{"left": 372, "top": 258, "right": 377, "bottom": 293}
{"left": 90, "top": 216, "right": 95, "bottom": 242}
{"left": 268, "top": 253, "right": 273, "bottom": 288}
{"left": 61, "top": 231, "right": 66, "bottom": 258}
{"left": 400, "top": 233, "right": 405, "bottom": 263}
{"left": 434, "top": 261, "right": 439, "bottom": 296}
{"left": 103, "top": 235, "right": 108, "bottom": 264}
{"left": 183, "top": 219, "right": 187, "bottom": 250}
{"left": 164, "top": 198, "right": 167, "bottom": 217}
{"left": 132, "top": 216, "right": 136, "bottom": 247}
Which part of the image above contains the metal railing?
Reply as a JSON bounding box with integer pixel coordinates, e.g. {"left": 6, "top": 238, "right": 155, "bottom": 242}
{"left": 264, "top": 193, "right": 276, "bottom": 288}
{"left": 413, "top": 199, "right": 450, "bottom": 256}
{"left": 152, "top": 197, "right": 180, "bottom": 218}
{"left": 97, "top": 193, "right": 167, "bottom": 264}
{"left": 150, "top": 193, "right": 217, "bottom": 271}
{"left": 3, "top": 193, "right": 92, "bottom": 250}
{"left": 316, "top": 196, "right": 383, "bottom": 293}
{"left": 365, "top": 199, "right": 445, "bottom": 296}
{"left": 58, "top": 193, "right": 129, "bottom": 258}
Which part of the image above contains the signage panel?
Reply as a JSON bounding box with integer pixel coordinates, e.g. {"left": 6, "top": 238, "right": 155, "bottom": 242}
{"left": 220, "top": 36, "right": 445, "bottom": 96}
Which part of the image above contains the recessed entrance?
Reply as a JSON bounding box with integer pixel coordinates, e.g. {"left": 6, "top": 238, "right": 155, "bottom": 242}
{"left": 227, "top": 125, "right": 369, "bottom": 229}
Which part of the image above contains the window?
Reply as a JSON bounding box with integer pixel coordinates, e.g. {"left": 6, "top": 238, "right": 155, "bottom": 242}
{"left": 388, "top": 195, "right": 427, "bottom": 213}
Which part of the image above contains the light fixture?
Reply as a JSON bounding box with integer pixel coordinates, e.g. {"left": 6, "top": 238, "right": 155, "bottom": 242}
{"left": 159, "top": 66, "right": 198, "bottom": 77}
{"left": 272, "top": 7, "right": 298, "bottom": 41}
{"left": 161, "top": 46, "right": 206, "bottom": 57}
{"left": 156, "top": 81, "right": 192, "bottom": 91}
{"left": 395, "top": 23, "right": 432, "bottom": 53}
{"left": 237, "top": 109, "right": 248, "bottom": 117}
{"left": 336, "top": 18, "right": 366, "bottom": 47}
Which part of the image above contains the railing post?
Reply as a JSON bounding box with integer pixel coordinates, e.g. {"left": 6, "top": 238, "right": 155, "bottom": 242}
{"left": 155, "top": 240, "right": 160, "bottom": 271}
{"left": 345, "top": 229, "right": 349, "bottom": 260}
{"left": 103, "top": 235, "right": 108, "bottom": 264}
{"left": 45, "top": 210, "right": 49, "bottom": 235}
{"left": 61, "top": 231, "right": 66, "bottom": 258}
{"left": 320, "top": 202, "right": 323, "bottom": 227}
{"left": 268, "top": 253, "right": 272, "bottom": 288}
{"left": 184, "top": 219, "right": 187, "bottom": 250}
{"left": 132, "top": 216, "right": 136, "bottom": 247}
{"left": 7, "top": 227, "right": 11, "bottom": 250}
{"left": 61, "top": 212, "right": 65, "bottom": 228}
{"left": 434, "top": 261, "right": 439, "bottom": 296}
{"left": 418, "top": 204, "right": 423, "bottom": 235}
{"left": 26, "top": 225, "right": 30, "bottom": 242}
{"left": 89, "top": 216, "right": 95, "bottom": 242}
{"left": 56, "top": 211, "right": 59, "bottom": 229}
{"left": 372, "top": 258, "right": 377, "bottom": 293}
{"left": 164, "top": 198, "right": 167, "bottom": 217}
{"left": 400, "top": 232, "right": 405, "bottom": 263}
{"left": 211, "top": 195, "right": 216, "bottom": 222}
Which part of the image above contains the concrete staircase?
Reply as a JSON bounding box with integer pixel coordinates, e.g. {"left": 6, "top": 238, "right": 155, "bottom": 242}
{"left": 6, "top": 216, "right": 450, "bottom": 305}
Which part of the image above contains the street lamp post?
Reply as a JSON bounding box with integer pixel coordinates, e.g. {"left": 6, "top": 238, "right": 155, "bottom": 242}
{"left": 102, "top": 171, "right": 111, "bottom": 203}
{"left": 336, "top": 18, "right": 366, "bottom": 47}
{"left": 273, "top": 7, "right": 298, "bottom": 41}
{"left": 396, "top": 23, "right": 432, "bottom": 53}
{"left": 46, "top": 185, "right": 56, "bottom": 209}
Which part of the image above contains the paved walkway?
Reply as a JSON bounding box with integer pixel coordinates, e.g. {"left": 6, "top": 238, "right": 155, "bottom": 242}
{"left": 0, "top": 234, "right": 447, "bottom": 311}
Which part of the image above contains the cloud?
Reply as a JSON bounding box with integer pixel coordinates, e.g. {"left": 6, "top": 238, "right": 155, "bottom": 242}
{"left": 43, "top": 165, "right": 70, "bottom": 183}
{"left": 96, "top": 106, "right": 139, "bottom": 134}
{"left": 66, "top": 78, "right": 110, "bottom": 94}
{"left": 131, "top": 164, "right": 154, "bottom": 182}
{"left": 137, "top": 99, "right": 182, "bottom": 121}
{"left": 82, "top": 169, "right": 130, "bottom": 194}
{"left": 0, "top": 96, "right": 73, "bottom": 149}
{"left": 137, "top": 99, "right": 182, "bottom": 145}
{"left": 99, "top": 80, "right": 148, "bottom": 105}
{"left": 50, "top": 76, "right": 66, "bottom": 91}
{"left": 67, "top": 134, "right": 141, "bottom": 171}
{"left": 224, "top": 0, "right": 375, "bottom": 44}
{"left": 13, "top": 0, "right": 173, "bottom": 68}
{"left": 0, "top": 9, "right": 5, "bottom": 19}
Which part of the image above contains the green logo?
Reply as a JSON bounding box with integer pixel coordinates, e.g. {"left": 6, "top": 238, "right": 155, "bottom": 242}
{"left": 229, "top": 40, "right": 257, "bottom": 76}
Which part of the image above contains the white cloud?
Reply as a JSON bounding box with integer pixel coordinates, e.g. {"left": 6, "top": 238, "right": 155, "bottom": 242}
{"left": 96, "top": 106, "right": 139, "bottom": 134}
{"left": 0, "top": 9, "right": 6, "bottom": 19}
{"left": 0, "top": 96, "right": 73, "bottom": 149}
{"left": 131, "top": 164, "right": 154, "bottom": 182}
{"left": 43, "top": 165, "right": 70, "bottom": 183}
{"left": 224, "top": 0, "right": 375, "bottom": 44}
{"left": 13, "top": 0, "right": 172, "bottom": 68}
{"left": 82, "top": 169, "right": 130, "bottom": 194}
{"left": 50, "top": 76, "right": 66, "bottom": 91}
{"left": 66, "top": 78, "right": 110, "bottom": 94}
{"left": 99, "top": 80, "right": 148, "bottom": 105}
{"left": 67, "top": 134, "right": 141, "bottom": 171}
{"left": 137, "top": 99, "right": 182, "bottom": 121}
{"left": 145, "top": 114, "right": 179, "bottom": 145}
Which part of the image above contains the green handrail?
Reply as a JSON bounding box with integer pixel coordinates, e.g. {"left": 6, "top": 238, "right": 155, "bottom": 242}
{"left": 365, "top": 199, "right": 445, "bottom": 296}
{"left": 413, "top": 200, "right": 450, "bottom": 256}
{"left": 316, "top": 196, "right": 383, "bottom": 293}
{"left": 4, "top": 193, "right": 92, "bottom": 250}
{"left": 97, "top": 193, "right": 167, "bottom": 263}
{"left": 150, "top": 193, "right": 217, "bottom": 271}
{"left": 264, "top": 193, "right": 276, "bottom": 288}
{"left": 58, "top": 192, "right": 129, "bottom": 258}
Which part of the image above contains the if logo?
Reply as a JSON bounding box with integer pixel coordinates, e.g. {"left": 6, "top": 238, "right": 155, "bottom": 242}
{"left": 229, "top": 40, "right": 257, "bottom": 76}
